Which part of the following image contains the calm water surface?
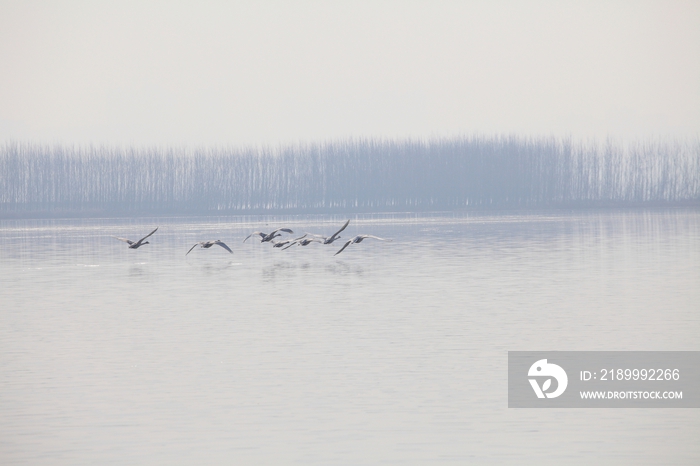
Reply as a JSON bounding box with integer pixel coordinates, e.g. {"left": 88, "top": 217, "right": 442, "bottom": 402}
{"left": 1, "top": 210, "right": 699, "bottom": 465}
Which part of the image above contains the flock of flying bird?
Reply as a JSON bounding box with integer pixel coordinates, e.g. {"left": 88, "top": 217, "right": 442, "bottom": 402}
{"left": 112, "top": 220, "right": 391, "bottom": 256}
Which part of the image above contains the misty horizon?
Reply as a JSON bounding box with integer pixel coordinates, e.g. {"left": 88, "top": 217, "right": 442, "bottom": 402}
{"left": 2, "top": 135, "right": 698, "bottom": 217}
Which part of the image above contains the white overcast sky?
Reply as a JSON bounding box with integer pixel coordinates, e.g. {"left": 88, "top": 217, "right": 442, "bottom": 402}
{"left": 1, "top": 1, "right": 698, "bottom": 146}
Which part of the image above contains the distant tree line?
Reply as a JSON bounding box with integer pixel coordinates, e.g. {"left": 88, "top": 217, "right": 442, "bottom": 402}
{"left": 1, "top": 137, "right": 698, "bottom": 216}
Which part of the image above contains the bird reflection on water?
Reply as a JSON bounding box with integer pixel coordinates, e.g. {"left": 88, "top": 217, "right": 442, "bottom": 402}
{"left": 259, "top": 261, "right": 308, "bottom": 283}
{"left": 186, "top": 260, "right": 239, "bottom": 275}
{"left": 325, "top": 261, "right": 365, "bottom": 277}
{"left": 258, "top": 260, "right": 365, "bottom": 283}
{"left": 128, "top": 265, "right": 147, "bottom": 277}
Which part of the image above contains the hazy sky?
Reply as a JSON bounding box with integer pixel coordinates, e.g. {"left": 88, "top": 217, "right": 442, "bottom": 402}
{"left": 1, "top": 1, "right": 698, "bottom": 146}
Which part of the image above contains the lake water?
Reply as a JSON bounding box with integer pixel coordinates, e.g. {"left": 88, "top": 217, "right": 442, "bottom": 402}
{"left": 1, "top": 209, "right": 699, "bottom": 465}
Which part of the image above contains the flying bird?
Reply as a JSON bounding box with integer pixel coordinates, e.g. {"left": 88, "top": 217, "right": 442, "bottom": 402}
{"left": 270, "top": 234, "right": 312, "bottom": 248}
{"left": 282, "top": 235, "right": 322, "bottom": 250}
{"left": 271, "top": 239, "right": 295, "bottom": 248}
{"left": 243, "top": 228, "right": 294, "bottom": 243}
{"left": 307, "top": 219, "right": 350, "bottom": 244}
{"left": 271, "top": 234, "right": 305, "bottom": 248}
{"left": 334, "top": 235, "right": 391, "bottom": 256}
{"left": 186, "top": 240, "right": 233, "bottom": 256}
{"left": 113, "top": 227, "right": 158, "bottom": 249}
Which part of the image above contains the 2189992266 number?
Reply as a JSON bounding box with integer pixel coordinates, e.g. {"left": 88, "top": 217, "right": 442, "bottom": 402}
{"left": 600, "top": 368, "right": 680, "bottom": 381}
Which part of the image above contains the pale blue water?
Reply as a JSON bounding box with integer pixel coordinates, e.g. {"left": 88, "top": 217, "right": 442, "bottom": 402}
{"left": 1, "top": 210, "right": 699, "bottom": 465}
